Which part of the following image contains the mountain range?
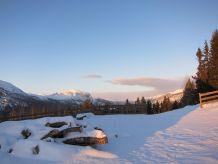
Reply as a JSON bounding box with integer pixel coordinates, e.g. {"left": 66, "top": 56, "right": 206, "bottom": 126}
{"left": 0, "top": 80, "right": 111, "bottom": 111}
{"left": 0, "top": 80, "right": 183, "bottom": 111}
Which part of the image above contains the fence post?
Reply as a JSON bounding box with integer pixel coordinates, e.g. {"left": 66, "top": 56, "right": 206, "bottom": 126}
{"left": 199, "top": 93, "right": 202, "bottom": 108}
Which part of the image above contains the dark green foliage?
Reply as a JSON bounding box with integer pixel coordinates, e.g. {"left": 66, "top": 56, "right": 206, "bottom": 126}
{"left": 181, "top": 78, "right": 198, "bottom": 106}
{"left": 146, "top": 100, "right": 153, "bottom": 114}
{"left": 141, "top": 97, "right": 146, "bottom": 104}
{"left": 125, "top": 99, "right": 130, "bottom": 105}
{"left": 195, "top": 30, "right": 218, "bottom": 92}
{"left": 208, "top": 30, "right": 218, "bottom": 89}
{"left": 181, "top": 29, "right": 218, "bottom": 107}
{"left": 194, "top": 47, "right": 213, "bottom": 94}
{"left": 161, "top": 96, "right": 172, "bottom": 112}
{"left": 135, "top": 97, "right": 140, "bottom": 105}
{"left": 133, "top": 96, "right": 176, "bottom": 114}
{"left": 172, "top": 100, "right": 180, "bottom": 110}
{"left": 153, "top": 101, "right": 160, "bottom": 113}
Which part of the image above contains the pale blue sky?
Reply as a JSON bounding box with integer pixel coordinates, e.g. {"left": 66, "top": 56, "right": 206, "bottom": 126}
{"left": 0, "top": 0, "right": 218, "bottom": 100}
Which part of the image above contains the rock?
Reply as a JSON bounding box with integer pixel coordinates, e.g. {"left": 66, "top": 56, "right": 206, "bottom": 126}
{"left": 8, "top": 148, "right": 13, "bottom": 153}
{"left": 21, "top": 129, "right": 31, "bottom": 139}
{"left": 41, "top": 127, "right": 82, "bottom": 140}
{"left": 58, "top": 126, "right": 83, "bottom": 138}
{"left": 32, "top": 145, "right": 39, "bottom": 155}
{"left": 63, "top": 136, "right": 108, "bottom": 146}
{"left": 41, "top": 129, "right": 60, "bottom": 140}
{"left": 45, "top": 122, "right": 67, "bottom": 128}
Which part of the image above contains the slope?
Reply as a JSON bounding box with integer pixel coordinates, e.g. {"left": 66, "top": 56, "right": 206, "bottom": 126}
{"left": 0, "top": 103, "right": 218, "bottom": 163}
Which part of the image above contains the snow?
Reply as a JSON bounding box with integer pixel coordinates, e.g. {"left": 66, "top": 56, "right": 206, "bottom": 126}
{"left": 1, "top": 103, "right": 218, "bottom": 163}
{"left": 151, "top": 89, "right": 183, "bottom": 102}
{"left": 76, "top": 113, "right": 95, "bottom": 119}
{"left": 130, "top": 104, "right": 218, "bottom": 163}
{"left": 45, "top": 90, "right": 92, "bottom": 101}
{"left": 0, "top": 80, "right": 27, "bottom": 95}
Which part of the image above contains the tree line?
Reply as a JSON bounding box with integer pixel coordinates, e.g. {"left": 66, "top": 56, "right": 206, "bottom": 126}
{"left": 125, "top": 96, "right": 181, "bottom": 115}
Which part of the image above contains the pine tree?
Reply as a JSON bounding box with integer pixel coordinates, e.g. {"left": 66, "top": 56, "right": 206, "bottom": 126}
{"left": 202, "top": 41, "right": 209, "bottom": 83}
{"left": 181, "top": 78, "right": 197, "bottom": 105}
{"left": 125, "top": 99, "right": 130, "bottom": 105}
{"left": 135, "top": 97, "right": 140, "bottom": 105}
{"left": 141, "top": 97, "right": 146, "bottom": 104}
{"left": 154, "top": 101, "right": 160, "bottom": 113}
{"left": 146, "top": 100, "right": 152, "bottom": 114}
{"left": 208, "top": 29, "right": 218, "bottom": 89}
{"left": 172, "top": 100, "right": 179, "bottom": 110}
{"left": 196, "top": 48, "right": 204, "bottom": 81}
{"left": 194, "top": 47, "right": 212, "bottom": 93}
{"left": 203, "top": 41, "right": 209, "bottom": 74}
{"left": 161, "top": 96, "right": 172, "bottom": 112}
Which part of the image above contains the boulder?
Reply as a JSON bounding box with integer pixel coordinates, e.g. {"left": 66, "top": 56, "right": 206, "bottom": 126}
{"left": 58, "top": 126, "right": 83, "bottom": 138}
{"left": 41, "top": 127, "right": 82, "bottom": 140}
{"left": 8, "top": 148, "right": 13, "bottom": 153}
{"left": 32, "top": 145, "right": 39, "bottom": 155}
{"left": 21, "top": 129, "right": 31, "bottom": 139}
{"left": 45, "top": 122, "right": 67, "bottom": 128}
{"left": 63, "top": 136, "right": 108, "bottom": 146}
{"left": 41, "top": 129, "right": 60, "bottom": 140}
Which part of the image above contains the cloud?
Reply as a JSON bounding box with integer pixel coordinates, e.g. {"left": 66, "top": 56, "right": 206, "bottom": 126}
{"left": 92, "top": 76, "right": 187, "bottom": 101}
{"left": 109, "top": 76, "right": 185, "bottom": 94}
{"left": 84, "top": 74, "right": 103, "bottom": 79}
{"left": 92, "top": 90, "right": 161, "bottom": 101}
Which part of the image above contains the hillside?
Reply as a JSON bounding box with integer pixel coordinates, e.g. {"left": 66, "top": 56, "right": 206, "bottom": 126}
{"left": 151, "top": 89, "right": 183, "bottom": 103}
{"left": 0, "top": 102, "right": 218, "bottom": 163}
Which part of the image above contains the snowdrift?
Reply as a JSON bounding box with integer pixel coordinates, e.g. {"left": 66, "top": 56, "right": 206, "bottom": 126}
{"left": 0, "top": 103, "right": 218, "bottom": 163}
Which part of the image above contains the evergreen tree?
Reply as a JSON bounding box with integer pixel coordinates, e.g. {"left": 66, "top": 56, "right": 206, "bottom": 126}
{"left": 135, "top": 97, "right": 140, "bottom": 105}
{"left": 181, "top": 78, "right": 197, "bottom": 105}
{"left": 194, "top": 47, "right": 213, "bottom": 93}
{"left": 154, "top": 101, "right": 160, "bottom": 113}
{"left": 146, "top": 100, "right": 153, "bottom": 114}
{"left": 208, "top": 29, "right": 218, "bottom": 89}
{"left": 172, "top": 100, "right": 179, "bottom": 110}
{"left": 161, "top": 96, "right": 172, "bottom": 112}
{"left": 196, "top": 48, "right": 204, "bottom": 81}
{"left": 203, "top": 41, "right": 209, "bottom": 74}
{"left": 125, "top": 99, "right": 130, "bottom": 105}
{"left": 141, "top": 97, "right": 146, "bottom": 104}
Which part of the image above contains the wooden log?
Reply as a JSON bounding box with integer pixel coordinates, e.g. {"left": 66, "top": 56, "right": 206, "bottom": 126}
{"left": 63, "top": 136, "right": 108, "bottom": 146}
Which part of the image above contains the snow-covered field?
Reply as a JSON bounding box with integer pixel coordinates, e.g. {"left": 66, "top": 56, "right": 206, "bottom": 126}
{"left": 0, "top": 103, "right": 218, "bottom": 164}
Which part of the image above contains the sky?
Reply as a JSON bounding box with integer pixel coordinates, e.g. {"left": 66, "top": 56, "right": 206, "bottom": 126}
{"left": 0, "top": 0, "right": 218, "bottom": 101}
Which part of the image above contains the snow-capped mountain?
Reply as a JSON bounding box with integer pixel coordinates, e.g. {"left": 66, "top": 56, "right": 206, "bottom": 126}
{"left": 46, "top": 90, "right": 92, "bottom": 101}
{"left": 150, "top": 89, "right": 183, "bottom": 103}
{"left": 0, "top": 80, "right": 27, "bottom": 96}
{"left": 0, "top": 80, "right": 33, "bottom": 110}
